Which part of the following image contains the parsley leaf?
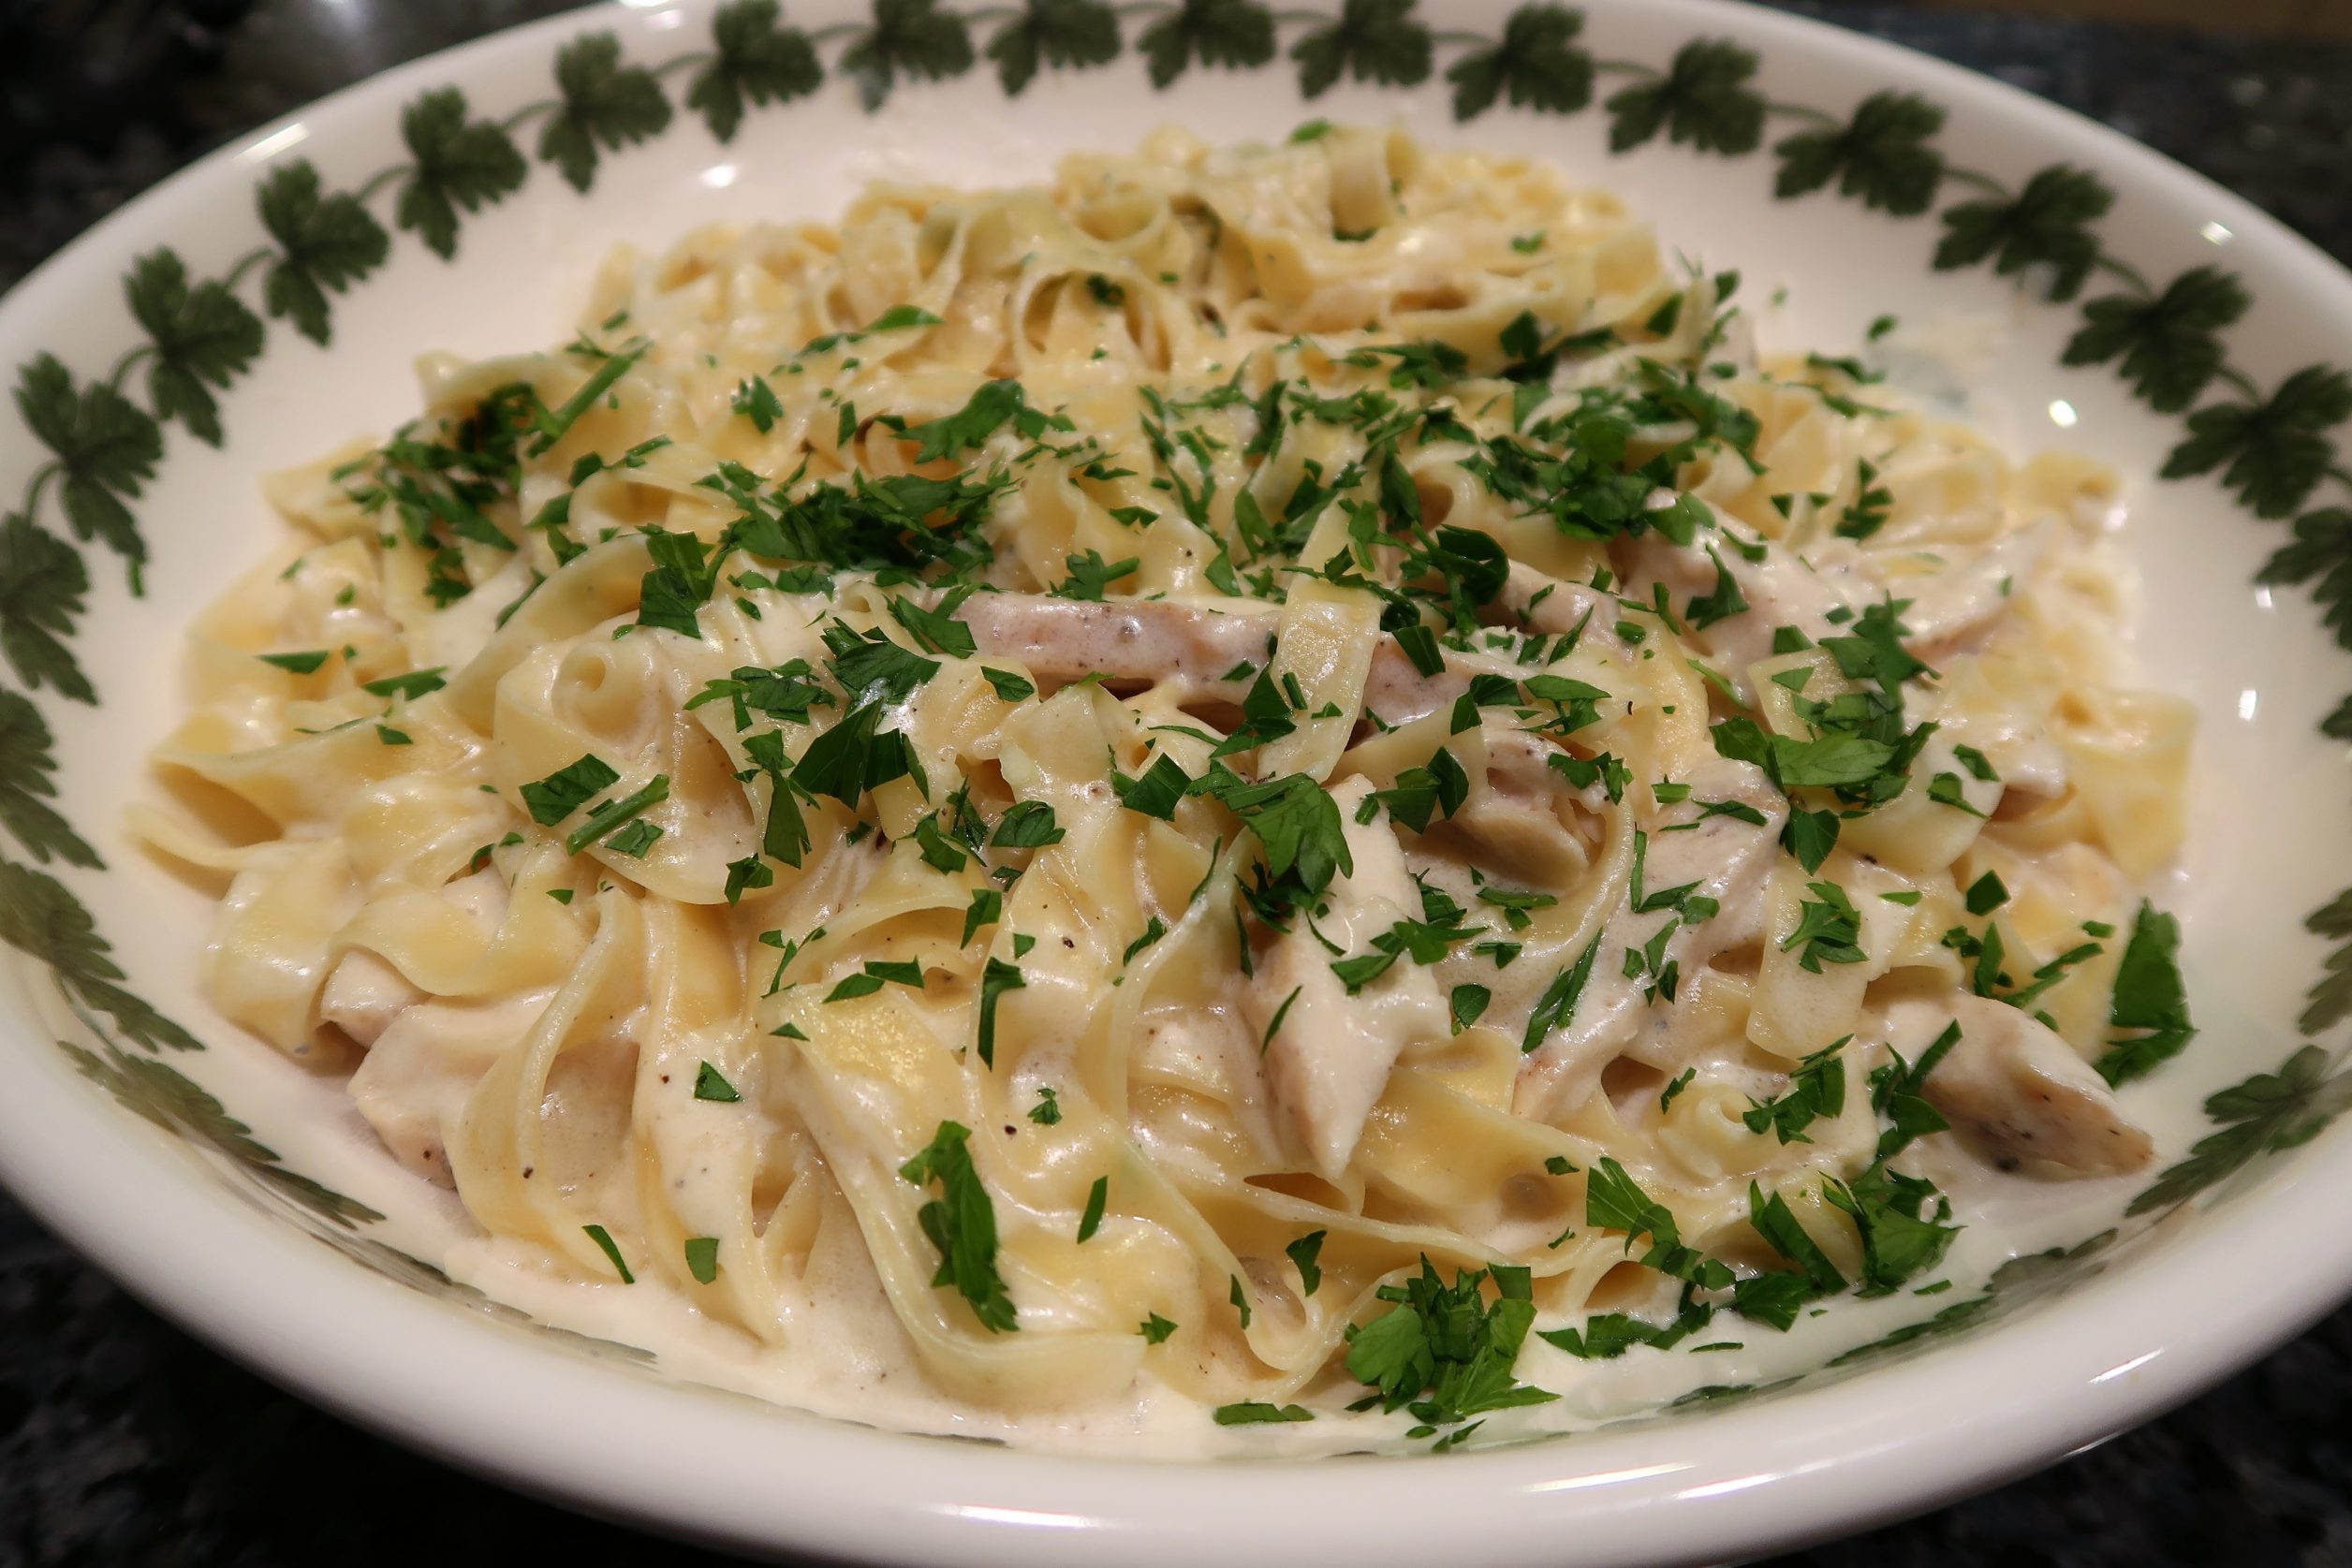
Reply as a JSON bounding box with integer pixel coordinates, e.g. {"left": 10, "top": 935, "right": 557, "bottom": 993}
{"left": 1742, "top": 1035, "right": 1847, "bottom": 1144}
{"left": 1683, "top": 547, "right": 1748, "bottom": 630}
{"left": 907, "top": 379, "right": 1029, "bottom": 462}
{"left": 1113, "top": 754, "right": 1190, "bottom": 820}
{"left": 899, "top": 1121, "right": 1018, "bottom": 1332}
{"left": 2095, "top": 901, "right": 2197, "bottom": 1087}
{"left": 1051, "top": 550, "right": 1139, "bottom": 601}
{"left": 1868, "top": 1021, "right": 1960, "bottom": 1160}
{"left": 980, "top": 667, "right": 1036, "bottom": 702}
{"left": 1522, "top": 935, "right": 1600, "bottom": 1053}
{"left": 1212, "top": 771, "right": 1353, "bottom": 900}
{"left": 1213, "top": 1401, "right": 1312, "bottom": 1425}
{"left": 520, "top": 754, "right": 620, "bottom": 826}
{"left": 1286, "top": 1230, "right": 1326, "bottom": 1297}
{"left": 1782, "top": 882, "right": 1865, "bottom": 974}
{"left": 976, "top": 956, "right": 1025, "bottom": 1068}
{"left": 1343, "top": 1256, "right": 1558, "bottom": 1429}
{"left": 1824, "top": 1166, "right": 1958, "bottom": 1296}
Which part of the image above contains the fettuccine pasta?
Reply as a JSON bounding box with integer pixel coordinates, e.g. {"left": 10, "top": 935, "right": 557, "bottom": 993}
{"left": 143, "top": 125, "right": 2198, "bottom": 1447}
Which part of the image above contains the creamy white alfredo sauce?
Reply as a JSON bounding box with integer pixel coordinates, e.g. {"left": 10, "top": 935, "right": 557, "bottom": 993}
{"left": 148, "top": 125, "right": 2204, "bottom": 1454}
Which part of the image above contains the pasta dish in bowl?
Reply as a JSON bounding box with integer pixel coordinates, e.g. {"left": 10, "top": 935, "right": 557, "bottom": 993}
{"left": 140, "top": 124, "right": 2199, "bottom": 1452}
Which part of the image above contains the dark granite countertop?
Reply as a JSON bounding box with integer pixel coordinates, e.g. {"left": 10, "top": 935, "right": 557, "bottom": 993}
{"left": 4, "top": 3, "right": 2350, "bottom": 1564}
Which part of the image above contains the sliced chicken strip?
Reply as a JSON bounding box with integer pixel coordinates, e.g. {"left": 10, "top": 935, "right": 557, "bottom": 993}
{"left": 1241, "top": 777, "right": 1448, "bottom": 1180}
{"left": 1637, "top": 756, "right": 1786, "bottom": 960}
{"left": 349, "top": 990, "right": 557, "bottom": 1186}
{"left": 1877, "top": 523, "right": 2051, "bottom": 665}
{"left": 1492, "top": 561, "right": 1618, "bottom": 644}
{"left": 1889, "top": 991, "right": 2153, "bottom": 1178}
{"left": 317, "top": 948, "right": 425, "bottom": 1048}
{"left": 957, "top": 593, "right": 1276, "bottom": 695}
{"left": 956, "top": 589, "right": 1482, "bottom": 724}
{"left": 1618, "top": 532, "right": 1873, "bottom": 676}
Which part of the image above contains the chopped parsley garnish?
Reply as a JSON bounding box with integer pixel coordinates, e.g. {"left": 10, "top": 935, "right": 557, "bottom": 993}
{"left": 1028, "top": 1086, "right": 1062, "bottom": 1125}
{"left": 1391, "top": 623, "right": 1445, "bottom": 677}
{"left": 1369, "top": 749, "right": 1469, "bottom": 832}
{"left": 900, "top": 1121, "right": 1017, "bottom": 1333}
{"left": 1522, "top": 935, "right": 1601, "bottom": 1052}
{"left": 1286, "top": 1230, "right": 1326, "bottom": 1297}
{"left": 1963, "top": 871, "right": 2008, "bottom": 915}
{"left": 1834, "top": 459, "right": 1894, "bottom": 540}
{"left": 889, "top": 589, "right": 978, "bottom": 657}
{"left": 1538, "top": 1309, "right": 1709, "bottom": 1360}
{"left": 1077, "top": 1175, "right": 1109, "bottom": 1242}
{"left": 581, "top": 1224, "right": 634, "bottom": 1283}
{"left": 1213, "top": 771, "right": 1353, "bottom": 903}
{"left": 791, "top": 702, "right": 924, "bottom": 806}
{"left": 825, "top": 959, "right": 927, "bottom": 1002}
{"left": 731, "top": 375, "right": 782, "bottom": 432}
{"left": 1742, "top": 1036, "right": 1847, "bottom": 1143}
{"left": 1869, "top": 1021, "right": 1960, "bottom": 1160}
{"left": 1584, "top": 1157, "right": 1731, "bottom": 1290}
{"left": 683, "top": 1236, "right": 720, "bottom": 1284}
{"left": 1113, "top": 754, "right": 1190, "bottom": 820}
{"left": 2096, "top": 901, "right": 2197, "bottom": 1086}
{"left": 825, "top": 623, "right": 939, "bottom": 704}
{"left": 692, "top": 1060, "right": 741, "bottom": 1103}
{"left": 1737, "top": 1182, "right": 1848, "bottom": 1325}
{"left": 976, "top": 957, "right": 1025, "bottom": 1068}
{"left": 1683, "top": 548, "right": 1749, "bottom": 630}
{"left": 980, "top": 667, "right": 1036, "bottom": 702}
{"left": 521, "top": 754, "right": 620, "bottom": 826}
{"left": 1139, "top": 1312, "right": 1178, "bottom": 1343}
{"left": 1782, "top": 881, "right": 1866, "bottom": 973}
{"left": 906, "top": 379, "right": 1035, "bottom": 462}
{"left": 361, "top": 667, "right": 447, "bottom": 699}
{"left": 1824, "top": 1166, "right": 1958, "bottom": 1297}
{"left": 1781, "top": 807, "right": 1840, "bottom": 872}
{"left": 960, "top": 887, "right": 1002, "bottom": 947}
{"left": 1122, "top": 917, "right": 1169, "bottom": 964}
{"left": 991, "top": 800, "right": 1066, "bottom": 848}
{"left": 1343, "top": 1257, "right": 1557, "bottom": 1431}
{"left": 565, "top": 774, "right": 669, "bottom": 857}
{"left": 1213, "top": 1401, "right": 1312, "bottom": 1425}
{"left": 257, "top": 650, "right": 330, "bottom": 675}
{"left": 527, "top": 343, "right": 646, "bottom": 456}
{"left": 1052, "top": 550, "right": 1139, "bottom": 601}
{"left": 603, "top": 816, "right": 662, "bottom": 857}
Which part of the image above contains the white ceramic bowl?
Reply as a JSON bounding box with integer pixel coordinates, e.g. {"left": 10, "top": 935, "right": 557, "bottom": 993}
{"left": 3, "top": 1, "right": 2350, "bottom": 1561}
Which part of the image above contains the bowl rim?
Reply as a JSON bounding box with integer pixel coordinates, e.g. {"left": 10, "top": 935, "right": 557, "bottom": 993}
{"left": 1, "top": 0, "right": 2349, "bottom": 1563}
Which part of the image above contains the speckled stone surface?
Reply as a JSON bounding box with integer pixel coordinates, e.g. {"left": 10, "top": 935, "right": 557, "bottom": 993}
{"left": 3, "top": 4, "right": 2350, "bottom": 1565}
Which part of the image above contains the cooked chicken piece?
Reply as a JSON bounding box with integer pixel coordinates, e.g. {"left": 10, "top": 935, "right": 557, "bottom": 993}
{"left": 317, "top": 948, "right": 425, "bottom": 1048}
{"left": 1241, "top": 777, "right": 1448, "bottom": 1180}
{"left": 1881, "top": 524, "right": 2051, "bottom": 665}
{"left": 958, "top": 593, "right": 1273, "bottom": 695}
{"left": 957, "top": 590, "right": 1477, "bottom": 725}
{"left": 1492, "top": 561, "right": 1618, "bottom": 644}
{"left": 349, "top": 992, "right": 554, "bottom": 1186}
{"left": 1637, "top": 756, "right": 1785, "bottom": 960}
{"left": 1889, "top": 991, "right": 2152, "bottom": 1178}
{"left": 1618, "top": 533, "right": 1869, "bottom": 677}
